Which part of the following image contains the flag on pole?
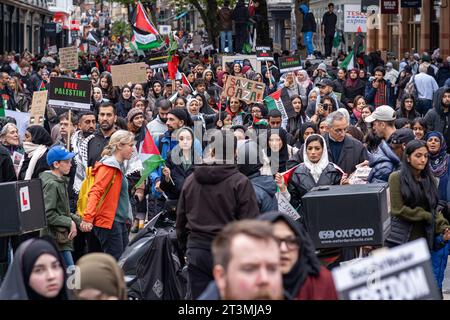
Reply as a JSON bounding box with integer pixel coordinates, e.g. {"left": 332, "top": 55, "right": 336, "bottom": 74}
{"left": 131, "top": 2, "right": 163, "bottom": 51}
{"left": 181, "top": 73, "right": 194, "bottom": 92}
{"left": 264, "top": 89, "right": 288, "bottom": 129}
{"left": 136, "top": 128, "right": 165, "bottom": 187}
{"left": 339, "top": 50, "right": 354, "bottom": 71}
{"left": 280, "top": 164, "right": 300, "bottom": 185}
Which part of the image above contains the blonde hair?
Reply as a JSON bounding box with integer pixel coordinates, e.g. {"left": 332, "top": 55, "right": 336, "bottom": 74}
{"left": 101, "top": 130, "right": 135, "bottom": 157}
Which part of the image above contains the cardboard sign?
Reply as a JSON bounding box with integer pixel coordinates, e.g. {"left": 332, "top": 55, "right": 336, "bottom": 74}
{"left": 278, "top": 55, "right": 302, "bottom": 73}
{"left": 48, "top": 77, "right": 91, "bottom": 111}
{"left": 221, "top": 54, "right": 262, "bottom": 74}
{"left": 381, "top": 0, "right": 399, "bottom": 14}
{"left": 29, "top": 90, "right": 48, "bottom": 126}
{"left": 332, "top": 239, "right": 441, "bottom": 300}
{"left": 146, "top": 53, "right": 169, "bottom": 70}
{"left": 401, "top": 0, "right": 421, "bottom": 7}
{"left": 344, "top": 5, "right": 368, "bottom": 33}
{"left": 48, "top": 45, "right": 58, "bottom": 55}
{"left": 256, "top": 46, "right": 274, "bottom": 62}
{"left": 223, "top": 75, "right": 266, "bottom": 104}
{"left": 111, "top": 63, "right": 148, "bottom": 87}
{"left": 59, "top": 46, "right": 79, "bottom": 70}
{"left": 276, "top": 193, "right": 301, "bottom": 221}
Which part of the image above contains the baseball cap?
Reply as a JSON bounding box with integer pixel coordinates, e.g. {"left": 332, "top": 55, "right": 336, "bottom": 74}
{"left": 316, "top": 78, "right": 334, "bottom": 88}
{"left": 364, "top": 105, "right": 396, "bottom": 123}
{"left": 389, "top": 128, "right": 415, "bottom": 145}
{"left": 47, "top": 145, "right": 75, "bottom": 166}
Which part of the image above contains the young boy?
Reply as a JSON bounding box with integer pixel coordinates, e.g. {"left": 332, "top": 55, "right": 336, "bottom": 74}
{"left": 40, "top": 145, "right": 80, "bottom": 266}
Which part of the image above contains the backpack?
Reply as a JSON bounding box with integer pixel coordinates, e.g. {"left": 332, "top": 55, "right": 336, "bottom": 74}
{"left": 404, "top": 75, "right": 419, "bottom": 100}
{"left": 76, "top": 166, "right": 117, "bottom": 218}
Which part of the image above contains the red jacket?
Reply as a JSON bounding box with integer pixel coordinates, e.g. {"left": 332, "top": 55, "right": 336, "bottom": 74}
{"left": 295, "top": 266, "right": 338, "bottom": 300}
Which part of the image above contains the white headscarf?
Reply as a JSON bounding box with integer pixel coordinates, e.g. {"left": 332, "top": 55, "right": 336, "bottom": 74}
{"left": 302, "top": 134, "right": 329, "bottom": 183}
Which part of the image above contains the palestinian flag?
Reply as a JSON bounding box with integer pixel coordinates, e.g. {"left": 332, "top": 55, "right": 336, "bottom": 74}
{"left": 136, "top": 128, "right": 165, "bottom": 187}
{"left": 181, "top": 73, "right": 193, "bottom": 92}
{"left": 39, "top": 81, "right": 46, "bottom": 91}
{"left": 281, "top": 164, "right": 300, "bottom": 185}
{"left": 131, "top": 2, "right": 163, "bottom": 50}
{"left": 264, "top": 89, "right": 288, "bottom": 129}
{"left": 340, "top": 50, "right": 354, "bottom": 71}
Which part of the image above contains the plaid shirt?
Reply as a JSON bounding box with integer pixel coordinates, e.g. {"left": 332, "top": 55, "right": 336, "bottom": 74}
{"left": 374, "top": 80, "right": 387, "bottom": 107}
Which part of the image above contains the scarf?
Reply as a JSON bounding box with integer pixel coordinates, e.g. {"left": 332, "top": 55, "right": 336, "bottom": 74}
{"left": 374, "top": 80, "right": 387, "bottom": 107}
{"left": 73, "top": 134, "right": 95, "bottom": 193}
{"left": 353, "top": 109, "right": 362, "bottom": 121}
{"left": 19, "top": 142, "right": 47, "bottom": 180}
{"left": 298, "top": 70, "right": 312, "bottom": 89}
{"left": 427, "top": 131, "right": 450, "bottom": 178}
{"left": 302, "top": 134, "right": 330, "bottom": 183}
{"left": 345, "top": 69, "right": 360, "bottom": 88}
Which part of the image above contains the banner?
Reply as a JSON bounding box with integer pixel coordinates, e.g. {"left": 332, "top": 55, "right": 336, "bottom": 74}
{"left": 221, "top": 54, "right": 262, "bottom": 74}
{"left": 332, "top": 239, "right": 440, "bottom": 300}
{"left": 146, "top": 53, "right": 169, "bottom": 69}
{"left": 381, "top": 0, "right": 399, "bottom": 14}
{"left": 344, "top": 5, "right": 367, "bottom": 33}
{"left": 223, "top": 75, "right": 266, "bottom": 104}
{"left": 29, "top": 90, "right": 48, "bottom": 126}
{"left": 401, "top": 0, "right": 421, "bottom": 7}
{"left": 361, "top": 0, "right": 379, "bottom": 13}
{"left": 111, "top": 63, "right": 147, "bottom": 87}
{"left": 278, "top": 55, "right": 302, "bottom": 73}
{"left": 256, "top": 46, "right": 274, "bottom": 62}
{"left": 59, "top": 46, "right": 79, "bottom": 70}
{"left": 48, "top": 77, "right": 91, "bottom": 111}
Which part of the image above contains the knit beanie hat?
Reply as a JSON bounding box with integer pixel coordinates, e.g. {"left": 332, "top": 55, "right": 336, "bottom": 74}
{"left": 127, "top": 108, "right": 144, "bottom": 122}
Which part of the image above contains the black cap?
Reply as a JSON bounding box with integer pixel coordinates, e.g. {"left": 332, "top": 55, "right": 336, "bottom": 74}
{"left": 316, "top": 78, "right": 334, "bottom": 88}
{"left": 390, "top": 128, "right": 415, "bottom": 145}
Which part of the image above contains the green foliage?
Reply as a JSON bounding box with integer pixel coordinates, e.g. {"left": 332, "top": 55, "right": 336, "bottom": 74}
{"left": 111, "top": 20, "right": 132, "bottom": 39}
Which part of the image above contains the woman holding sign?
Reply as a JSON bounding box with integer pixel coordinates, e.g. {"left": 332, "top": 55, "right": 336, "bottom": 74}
{"left": 225, "top": 97, "right": 252, "bottom": 127}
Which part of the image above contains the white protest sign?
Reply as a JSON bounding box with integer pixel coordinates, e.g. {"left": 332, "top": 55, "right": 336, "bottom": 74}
{"left": 5, "top": 110, "right": 30, "bottom": 139}
{"left": 332, "top": 238, "right": 440, "bottom": 300}
{"left": 344, "top": 4, "right": 368, "bottom": 33}
{"left": 48, "top": 45, "right": 58, "bottom": 55}
{"left": 276, "top": 192, "right": 301, "bottom": 221}
{"left": 221, "top": 54, "right": 262, "bottom": 74}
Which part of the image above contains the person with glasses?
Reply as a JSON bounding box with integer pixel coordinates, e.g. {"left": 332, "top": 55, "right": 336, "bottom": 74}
{"left": 258, "top": 212, "right": 338, "bottom": 300}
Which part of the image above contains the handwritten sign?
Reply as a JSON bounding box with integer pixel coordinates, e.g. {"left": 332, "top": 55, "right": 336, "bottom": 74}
{"left": 48, "top": 77, "right": 91, "bottom": 111}
{"left": 111, "top": 63, "right": 147, "bottom": 87}
{"left": 59, "top": 47, "right": 79, "bottom": 70}
{"left": 48, "top": 45, "right": 58, "bottom": 55}
{"left": 223, "top": 75, "right": 265, "bottom": 104}
{"left": 29, "top": 91, "right": 48, "bottom": 126}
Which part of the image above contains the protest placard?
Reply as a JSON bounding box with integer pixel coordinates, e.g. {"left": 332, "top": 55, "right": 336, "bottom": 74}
{"left": 146, "top": 53, "right": 169, "bottom": 69}
{"left": 111, "top": 63, "right": 147, "bottom": 87}
{"left": 223, "top": 75, "right": 266, "bottom": 104}
{"left": 276, "top": 193, "right": 301, "bottom": 221}
{"left": 278, "top": 55, "right": 302, "bottom": 73}
{"left": 5, "top": 110, "right": 30, "bottom": 138}
{"left": 28, "top": 90, "right": 48, "bottom": 126}
{"left": 59, "top": 46, "right": 79, "bottom": 70}
{"left": 332, "top": 238, "right": 440, "bottom": 300}
{"left": 48, "top": 77, "right": 91, "bottom": 111}
{"left": 256, "top": 46, "right": 274, "bottom": 62}
{"left": 221, "top": 54, "right": 261, "bottom": 74}
{"left": 48, "top": 45, "right": 58, "bottom": 55}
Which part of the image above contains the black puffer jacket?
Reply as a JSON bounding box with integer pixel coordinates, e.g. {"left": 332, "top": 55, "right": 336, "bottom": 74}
{"left": 288, "top": 163, "right": 342, "bottom": 216}
{"left": 424, "top": 88, "right": 450, "bottom": 152}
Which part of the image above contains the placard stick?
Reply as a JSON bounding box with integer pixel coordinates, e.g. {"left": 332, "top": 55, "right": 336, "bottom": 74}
{"left": 67, "top": 110, "right": 72, "bottom": 151}
{"left": 266, "top": 60, "right": 272, "bottom": 86}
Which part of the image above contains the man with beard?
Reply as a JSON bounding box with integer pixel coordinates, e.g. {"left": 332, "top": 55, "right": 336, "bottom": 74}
{"left": 147, "top": 99, "right": 170, "bottom": 140}
{"left": 199, "top": 220, "right": 284, "bottom": 300}
{"left": 425, "top": 88, "right": 450, "bottom": 152}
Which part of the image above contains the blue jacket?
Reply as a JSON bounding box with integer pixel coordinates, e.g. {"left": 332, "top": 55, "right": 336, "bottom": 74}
{"left": 364, "top": 79, "right": 395, "bottom": 107}
{"left": 250, "top": 174, "right": 278, "bottom": 213}
{"left": 368, "top": 141, "right": 400, "bottom": 183}
{"left": 432, "top": 234, "right": 450, "bottom": 289}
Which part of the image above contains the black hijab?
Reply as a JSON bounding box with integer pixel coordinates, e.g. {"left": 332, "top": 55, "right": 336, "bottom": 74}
{"left": 27, "top": 125, "right": 53, "bottom": 146}
{"left": 0, "top": 238, "right": 70, "bottom": 300}
{"left": 258, "top": 212, "right": 321, "bottom": 299}
{"left": 267, "top": 128, "right": 289, "bottom": 173}
{"left": 236, "top": 140, "right": 263, "bottom": 177}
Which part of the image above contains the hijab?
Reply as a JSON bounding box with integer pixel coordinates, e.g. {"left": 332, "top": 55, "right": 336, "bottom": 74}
{"left": 236, "top": 140, "right": 263, "bottom": 177}
{"left": 257, "top": 212, "right": 321, "bottom": 299}
{"left": 345, "top": 68, "right": 360, "bottom": 88}
{"left": 267, "top": 128, "right": 289, "bottom": 173}
{"left": 303, "top": 134, "right": 330, "bottom": 183}
{"left": 299, "top": 122, "right": 318, "bottom": 145}
{"left": 297, "top": 70, "right": 312, "bottom": 89}
{"left": 426, "top": 131, "right": 450, "bottom": 178}
{"left": 27, "top": 125, "right": 53, "bottom": 146}
{"left": 0, "top": 238, "right": 69, "bottom": 300}
{"left": 75, "top": 253, "right": 127, "bottom": 300}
